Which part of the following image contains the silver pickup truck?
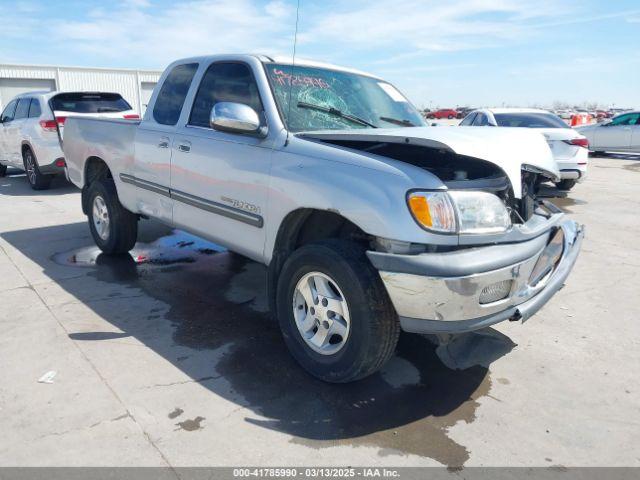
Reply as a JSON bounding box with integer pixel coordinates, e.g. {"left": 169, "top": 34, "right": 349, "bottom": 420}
{"left": 63, "top": 54, "right": 583, "bottom": 383}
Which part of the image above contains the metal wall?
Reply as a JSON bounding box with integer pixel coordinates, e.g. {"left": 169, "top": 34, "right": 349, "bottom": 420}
{"left": 0, "top": 64, "right": 162, "bottom": 114}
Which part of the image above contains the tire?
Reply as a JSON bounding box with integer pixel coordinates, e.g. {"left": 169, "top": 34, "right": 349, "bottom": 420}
{"left": 276, "top": 239, "right": 400, "bottom": 383}
{"left": 87, "top": 177, "right": 138, "bottom": 254}
{"left": 555, "top": 179, "right": 577, "bottom": 191}
{"left": 23, "top": 147, "right": 52, "bottom": 190}
{"left": 0, "top": 164, "right": 6, "bottom": 177}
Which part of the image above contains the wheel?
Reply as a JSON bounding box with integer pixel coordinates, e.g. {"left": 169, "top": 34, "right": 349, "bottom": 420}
{"left": 276, "top": 240, "right": 400, "bottom": 383}
{"left": 555, "top": 179, "right": 577, "bottom": 191}
{"left": 0, "top": 164, "right": 6, "bottom": 177}
{"left": 87, "top": 177, "right": 138, "bottom": 254}
{"left": 23, "top": 148, "right": 52, "bottom": 190}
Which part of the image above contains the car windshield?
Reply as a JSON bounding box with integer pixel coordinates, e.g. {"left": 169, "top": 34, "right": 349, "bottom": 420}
{"left": 50, "top": 93, "right": 132, "bottom": 113}
{"left": 265, "top": 63, "right": 425, "bottom": 132}
{"left": 494, "top": 112, "right": 567, "bottom": 129}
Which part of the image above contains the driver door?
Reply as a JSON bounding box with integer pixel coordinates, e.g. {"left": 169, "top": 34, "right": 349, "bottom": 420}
{"left": 171, "top": 61, "right": 274, "bottom": 261}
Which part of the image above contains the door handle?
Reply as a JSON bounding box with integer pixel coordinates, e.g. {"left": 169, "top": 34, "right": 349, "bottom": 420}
{"left": 158, "top": 136, "right": 170, "bottom": 149}
{"left": 177, "top": 141, "right": 191, "bottom": 153}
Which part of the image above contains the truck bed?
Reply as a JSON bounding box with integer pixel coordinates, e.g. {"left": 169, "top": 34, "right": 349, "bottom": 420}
{"left": 63, "top": 117, "right": 140, "bottom": 189}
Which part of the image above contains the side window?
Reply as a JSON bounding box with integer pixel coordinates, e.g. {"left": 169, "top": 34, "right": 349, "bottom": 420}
{"left": 474, "top": 113, "right": 488, "bottom": 126}
{"left": 14, "top": 98, "right": 31, "bottom": 119}
{"left": 189, "top": 62, "right": 264, "bottom": 128}
{"left": 460, "top": 112, "right": 477, "bottom": 126}
{"left": 28, "top": 99, "right": 42, "bottom": 118}
{"left": 1, "top": 100, "right": 18, "bottom": 122}
{"left": 153, "top": 63, "right": 199, "bottom": 126}
{"left": 610, "top": 113, "right": 640, "bottom": 126}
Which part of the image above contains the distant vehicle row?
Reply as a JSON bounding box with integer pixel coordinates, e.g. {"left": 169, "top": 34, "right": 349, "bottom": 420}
{"left": 0, "top": 91, "right": 138, "bottom": 189}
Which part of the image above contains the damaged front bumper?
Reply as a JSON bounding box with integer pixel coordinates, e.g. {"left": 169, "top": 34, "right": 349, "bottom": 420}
{"left": 367, "top": 218, "right": 584, "bottom": 334}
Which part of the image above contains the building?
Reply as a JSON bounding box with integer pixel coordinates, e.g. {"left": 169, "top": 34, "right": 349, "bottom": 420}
{"left": 0, "top": 63, "right": 162, "bottom": 115}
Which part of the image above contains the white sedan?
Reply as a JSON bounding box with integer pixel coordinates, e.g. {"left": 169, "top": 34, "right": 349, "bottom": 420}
{"left": 460, "top": 108, "right": 589, "bottom": 190}
{"left": 576, "top": 111, "right": 640, "bottom": 154}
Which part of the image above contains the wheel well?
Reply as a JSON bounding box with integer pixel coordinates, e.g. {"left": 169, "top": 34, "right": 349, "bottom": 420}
{"left": 81, "top": 157, "right": 112, "bottom": 214}
{"left": 266, "top": 208, "right": 373, "bottom": 316}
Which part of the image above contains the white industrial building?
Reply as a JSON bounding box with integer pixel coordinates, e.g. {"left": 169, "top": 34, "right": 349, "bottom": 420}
{"left": 0, "top": 63, "right": 162, "bottom": 115}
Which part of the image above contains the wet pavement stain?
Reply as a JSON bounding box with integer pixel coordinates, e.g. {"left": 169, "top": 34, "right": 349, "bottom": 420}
{"left": 548, "top": 196, "right": 587, "bottom": 214}
{"left": 176, "top": 416, "right": 205, "bottom": 431}
{"left": 51, "top": 229, "right": 513, "bottom": 467}
{"left": 168, "top": 407, "right": 184, "bottom": 419}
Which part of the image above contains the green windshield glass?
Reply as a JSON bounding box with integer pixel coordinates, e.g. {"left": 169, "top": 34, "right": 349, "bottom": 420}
{"left": 265, "top": 63, "right": 425, "bottom": 132}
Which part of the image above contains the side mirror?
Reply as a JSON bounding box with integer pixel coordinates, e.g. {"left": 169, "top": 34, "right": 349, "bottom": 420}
{"left": 210, "top": 102, "right": 265, "bottom": 136}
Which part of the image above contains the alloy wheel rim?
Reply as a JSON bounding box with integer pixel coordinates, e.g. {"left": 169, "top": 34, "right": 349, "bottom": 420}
{"left": 292, "top": 271, "right": 351, "bottom": 356}
{"left": 92, "top": 196, "right": 110, "bottom": 241}
{"left": 25, "top": 152, "right": 36, "bottom": 185}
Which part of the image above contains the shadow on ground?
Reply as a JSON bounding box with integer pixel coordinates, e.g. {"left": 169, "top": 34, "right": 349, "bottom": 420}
{"left": 2, "top": 216, "right": 517, "bottom": 467}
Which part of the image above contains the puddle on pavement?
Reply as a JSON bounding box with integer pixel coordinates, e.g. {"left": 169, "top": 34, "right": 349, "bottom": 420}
{"left": 54, "top": 228, "right": 516, "bottom": 467}
{"left": 547, "top": 196, "right": 587, "bottom": 213}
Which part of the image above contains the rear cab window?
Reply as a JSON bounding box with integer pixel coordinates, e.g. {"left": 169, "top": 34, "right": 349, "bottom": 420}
{"left": 50, "top": 93, "right": 132, "bottom": 113}
{"left": 153, "top": 63, "right": 199, "bottom": 126}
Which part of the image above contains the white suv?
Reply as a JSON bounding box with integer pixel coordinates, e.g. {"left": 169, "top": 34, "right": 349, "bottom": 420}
{"left": 0, "top": 91, "right": 138, "bottom": 190}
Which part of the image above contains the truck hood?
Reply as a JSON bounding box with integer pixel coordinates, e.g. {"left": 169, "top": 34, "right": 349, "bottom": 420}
{"left": 298, "top": 126, "right": 559, "bottom": 198}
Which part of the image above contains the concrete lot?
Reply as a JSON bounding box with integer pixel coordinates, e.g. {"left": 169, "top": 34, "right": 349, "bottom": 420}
{"left": 0, "top": 154, "right": 638, "bottom": 468}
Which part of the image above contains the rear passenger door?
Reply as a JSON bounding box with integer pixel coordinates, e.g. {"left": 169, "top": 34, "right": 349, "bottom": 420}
{"left": 7, "top": 98, "right": 31, "bottom": 164}
{"left": 131, "top": 63, "right": 199, "bottom": 224}
{"left": 171, "top": 61, "right": 274, "bottom": 261}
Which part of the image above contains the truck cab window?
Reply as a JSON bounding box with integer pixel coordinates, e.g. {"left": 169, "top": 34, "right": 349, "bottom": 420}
{"left": 153, "top": 63, "right": 199, "bottom": 126}
{"left": 189, "top": 62, "right": 264, "bottom": 128}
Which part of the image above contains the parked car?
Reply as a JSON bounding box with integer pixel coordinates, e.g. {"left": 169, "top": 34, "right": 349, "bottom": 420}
{"left": 63, "top": 54, "right": 583, "bottom": 383}
{"left": 576, "top": 111, "right": 640, "bottom": 154}
{"left": 0, "top": 91, "right": 138, "bottom": 189}
{"left": 427, "top": 108, "right": 458, "bottom": 119}
{"left": 460, "top": 108, "right": 589, "bottom": 190}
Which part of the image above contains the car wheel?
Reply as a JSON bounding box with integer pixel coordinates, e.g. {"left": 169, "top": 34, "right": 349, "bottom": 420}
{"left": 87, "top": 177, "right": 138, "bottom": 254}
{"left": 276, "top": 239, "right": 400, "bottom": 383}
{"left": 0, "top": 165, "right": 6, "bottom": 177}
{"left": 555, "top": 179, "right": 577, "bottom": 191}
{"left": 22, "top": 148, "right": 52, "bottom": 190}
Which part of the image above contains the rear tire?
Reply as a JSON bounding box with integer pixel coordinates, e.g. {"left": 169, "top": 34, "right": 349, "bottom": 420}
{"left": 276, "top": 239, "right": 400, "bottom": 383}
{"left": 555, "top": 179, "right": 577, "bottom": 191}
{"left": 0, "top": 165, "right": 6, "bottom": 177}
{"left": 87, "top": 178, "right": 138, "bottom": 254}
{"left": 23, "top": 148, "right": 52, "bottom": 190}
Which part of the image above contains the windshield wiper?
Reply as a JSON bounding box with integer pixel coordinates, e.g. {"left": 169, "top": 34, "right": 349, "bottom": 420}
{"left": 379, "top": 116, "right": 416, "bottom": 127}
{"left": 297, "top": 101, "right": 377, "bottom": 128}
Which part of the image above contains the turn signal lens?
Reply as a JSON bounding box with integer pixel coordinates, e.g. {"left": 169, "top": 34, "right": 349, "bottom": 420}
{"left": 407, "top": 192, "right": 456, "bottom": 233}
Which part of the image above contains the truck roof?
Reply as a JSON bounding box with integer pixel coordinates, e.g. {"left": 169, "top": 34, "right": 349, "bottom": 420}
{"left": 170, "top": 54, "right": 383, "bottom": 81}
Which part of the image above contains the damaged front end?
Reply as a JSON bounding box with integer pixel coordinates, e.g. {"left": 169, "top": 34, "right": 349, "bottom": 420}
{"left": 300, "top": 128, "right": 583, "bottom": 333}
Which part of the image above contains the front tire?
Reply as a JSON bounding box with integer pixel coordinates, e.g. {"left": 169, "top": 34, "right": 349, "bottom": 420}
{"left": 555, "top": 179, "right": 577, "bottom": 191}
{"left": 276, "top": 240, "right": 399, "bottom": 383}
{"left": 87, "top": 178, "right": 138, "bottom": 254}
{"left": 23, "top": 148, "right": 52, "bottom": 190}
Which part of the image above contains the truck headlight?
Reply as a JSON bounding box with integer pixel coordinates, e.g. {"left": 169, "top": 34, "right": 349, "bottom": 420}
{"left": 408, "top": 190, "right": 511, "bottom": 234}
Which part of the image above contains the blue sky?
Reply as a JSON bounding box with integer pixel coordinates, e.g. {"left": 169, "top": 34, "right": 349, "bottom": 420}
{"left": 1, "top": 0, "right": 638, "bottom": 108}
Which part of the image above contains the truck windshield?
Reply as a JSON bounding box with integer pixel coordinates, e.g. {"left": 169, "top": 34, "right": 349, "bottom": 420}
{"left": 50, "top": 93, "right": 132, "bottom": 113}
{"left": 265, "top": 63, "right": 425, "bottom": 132}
